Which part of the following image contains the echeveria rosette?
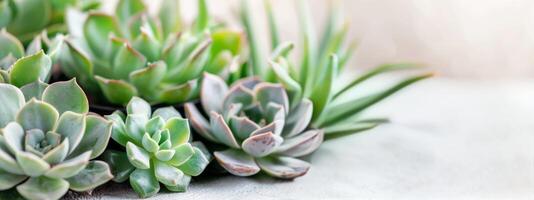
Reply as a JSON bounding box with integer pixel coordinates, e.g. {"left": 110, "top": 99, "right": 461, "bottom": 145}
{"left": 185, "top": 73, "right": 323, "bottom": 179}
{"left": 0, "top": 0, "right": 100, "bottom": 44}
{"left": 240, "top": 0, "right": 432, "bottom": 140}
{"left": 0, "top": 79, "right": 113, "bottom": 200}
{"left": 56, "top": 0, "right": 243, "bottom": 105}
{"left": 102, "top": 97, "right": 210, "bottom": 198}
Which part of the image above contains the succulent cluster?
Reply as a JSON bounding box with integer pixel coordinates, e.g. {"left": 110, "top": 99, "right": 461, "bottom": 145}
{"left": 241, "top": 0, "right": 432, "bottom": 139}
{"left": 185, "top": 74, "right": 323, "bottom": 179}
{"left": 55, "top": 0, "right": 242, "bottom": 105}
{"left": 0, "top": 80, "right": 112, "bottom": 200}
{"left": 103, "top": 97, "right": 210, "bottom": 198}
{"left": 0, "top": 0, "right": 100, "bottom": 44}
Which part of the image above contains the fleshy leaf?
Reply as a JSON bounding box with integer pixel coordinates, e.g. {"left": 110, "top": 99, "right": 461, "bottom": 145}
{"left": 229, "top": 116, "right": 260, "bottom": 141}
{"left": 176, "top": 147, "right": 209, "bottom": 176}
{"left": 83, "top": 13, "right": 121, "bottom": 57}
{"left": 155, "top": 149, "right": 175, "bottom": 161}
{"left": 201, "top": 73, "right": 228, "bottom": 113}
{"left": 3, "top": 122, "right": 24, "bottom": 154}
{"left": 66, "top": 160, "right": 113, "bottom": 192}
{"left": 42, "top": 79, "right": 89, "bottom": 114}
{"left": 155, "top": 160, "right": 184, "bottom": 186}
{"left": 129, "top": 168, "right": 160, "bottom": 198}
{"left": 16, "top": 151, "right": 50, "bottom": 177}
{"left": 255, "top": 83, "right": 289, "bottom": 113}
{"left": 184, "top": 103, "right": 216, "bottom": 142}
{"left": 0, "top": 84, "right": 24, "bottom": 128}
{"left": 101, "top": 150, "right": 135, "bottom": 183}
{"left": 16, "top": 99, "right": 59, "bottom": 133}
{"left": 54, "top": 111, "right": 86, "bottom": 154}
{"left": 164, "top": 175, "right": 191, "bottom": 192}
{"left": 167, "top": 143, "right": 194, "bottom": 166}
{"left": 45, "top": 151, "right": 91, "bottom": 179}
{"left": 126, "top": 142, "right": 150, "bottom": 169}
{"left": 20, "top": 81, "right": 48, "bottom": 101}
{"left": 209, "top": 112, "right": 240, "bottom": 148}
{"left": 130, "top": 61, "right": 166, "bottom": 97}
{"left": 106, "top": 111, "right": 130, "bottom": 146}
{"left": 112, "top": 43, "right": 146, "bottom": 80}
{"left": 142, "top": 133, "right": 159, "bottom": 153}
{"left": 95, "top": 76, "right": 138, "bottom": 105}
{"left": 275, "top": 130, "right": 324, "bottom": 157}
{"left": 70, "top": 115, "right": 112, "bottom": 159}
{"left": 158, "top": 80, "right": 196, "bottom": 104}
{"left": 152, "top": 107, "right": 181, "bottom": 121}
{"left": 222, "top": 85, "right": 253, "bottom": 111}
{"left": 0, "top": 169, "right": 26, "bottom": 190}
{"left": 0, "top": 29, "right": 24, "bottom": 59}
{"left": 242, "top": 132, "right": 283, "bottom": 157}
{"left": 9, "top": 50, "right": 51, "bottom": 87}
{"left": 165, "top": 118, "right": 190, "bottom": 147}
{"left": 256, "top": 156, "right": 310, "bottom": 179}
{"left": 213, "top": 149, "right": 260, "bottom": 176}
{"left": 16, "top": 177, "right": 69, "bottom": 200}
{"left": 125, "top": 114, "right": 148, "bottom": 143}
{"left": 126, "top": 97, "right": 151, "bottom": 119}
{"left": 283, "top": 99, "right": 313, "bottom": 137}
{"left": 42, "top": 139, "right": 69, "bottom": 165}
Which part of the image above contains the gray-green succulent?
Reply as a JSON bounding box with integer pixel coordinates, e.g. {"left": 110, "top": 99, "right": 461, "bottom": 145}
{"left": 0, "top": 79, "right": 113, "bottom": 200}
{"left": 240, "top": 0, "right": 432, "bottom": 140}
{"left": 102, "top": 97, "right": 211, "bottom": 198}
{"left": 55, "top": 0, "right": 243, "bottom": 105}
{"left": 0, "top": 0, "right": 100, "bottom": 44}
{"left": 185, "top": 73, "right": 323, "bottom": 179}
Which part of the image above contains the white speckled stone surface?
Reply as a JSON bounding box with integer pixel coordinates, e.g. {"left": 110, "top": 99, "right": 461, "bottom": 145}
{"left": 67, "top": 78, "right": 534, "bottom": 199}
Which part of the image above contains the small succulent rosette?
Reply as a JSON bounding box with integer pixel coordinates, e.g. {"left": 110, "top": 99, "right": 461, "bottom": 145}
{"left": 55, "top": 0, "right": 242, "bottom": 105}
{"left": 0, "top": 79, "right": 113, "bottom": 200}
{"left": 185, "top": 73, "right": 324, "bottom": 179}
{"left": 0, "top": 0, "right": 100, "bottom": 44}
{"left": 102, "top": 97, "right": 211, "bottom": 198}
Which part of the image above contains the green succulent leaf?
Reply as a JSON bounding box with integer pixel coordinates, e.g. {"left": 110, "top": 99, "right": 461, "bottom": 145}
{"left": 42, "top": 79, "right": 89, "bottom": 114}
{"left": 323, "top": 122, "right": 380, "bottom": 140}
{"left": 101, "top": 150, "right": 135, "bottom": 183}
{"left": 0, "top": 29, "right": 24, "bottom": 59}
{"left": 184, "top": 103, "right": 216, "bottom": 142}
{"left": 71, "top": 115, "right": 112, "bottom": 159}
{"left": 6, "top": 0, "right": 52, "bottom": 37}
{"left": 3, "top": 122, "right": 24, "bottom": 155}
{"left": 213, "top": 149, "right": 260, "bottom": 176}
{"left": 0, "top": 84, "right": 25, "bottom": 128}
{"left": 106, "top": 111, "right": 130, "bottom": 146}
{"left": 95, "top": 76, "right": 137, "bottom": 105}
{"left": 165, "top": 118, "right": 190, "bottom": 147}
{"left": 125, "top": 114, "right": 148, "bottom": 143}
{"left": 153, "top": 107, "right": 182, "bottom": 121}
{"left": 159, "top": 0, "right": 181, "bottom": 36}
{"left": 126, "top": 142, "right": 150, "bottom": 169}
{"left": 42, "top": 139, "right": 69, "bottom": 165}
{"left": 116, "top": 0, "right": 145, "bottom": 24}
{"left": 158, "top": 80, "right": 196, "bottom": 104}
{"left": 66, "top": 160, "right": 113, "bottom": 192}
{"left": 164, "top": 175, "right": 190, "bottom": 192}
{"left": 141, "top": 133, "right": 159, "bottom": 153}
{"left": 16, "top": 99, "right": 59, "bottom": 133}
{"left": 54, "top": 111, "right": 86, "bottom": 154}
{"left": 0, "top": 169, "right": 26, "bottom": 190}
{"left": 309, "top": 54, "right": 336, "bottom": 121}
{"left": 16, "top": 176, "right": 69, "bottom": 200}
{"left": 129, "top": 61, "right": 166, "bottom": 97}
{"left": 45, "top": 151, "right": 91, "bottom": 179}
{"left": 20, "top": 81, "right": 48, "bottom": 101}
{"left": 112, "top": 43, "right": 146, "bottom": 80}
{"left": 129, "top": 168, "right": 160, "bottom": 198}
{"left": 53, "top": 40, "right": 94, "bottom": 89}
{"left": 16, "top": 151, "right": 51, "bottom": 177}
{"left": 154, "top": 149, "right": 175, "bottom": 161}
{"left": 176, "top": 147, "right": 209, "bottom": 176}
{"left": 154, "top": 160, "right": 184, "bottom": 186}
{"left": 269, "top": 60, "right": 302, "bottom": 107}
{"left": 83, "top": 13, "right": 121, "bottom": 57}
{"left": 126, "top": 97, "right": 151, "bottom": 119}
{"left": 167, "top": 143, "right": 194, "bottom": 166}
{"left": 9, "top": 50, "right": 52, "bottom": 87}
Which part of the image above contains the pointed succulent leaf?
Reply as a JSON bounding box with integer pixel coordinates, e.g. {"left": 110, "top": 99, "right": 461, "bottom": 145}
{"left": 20, "top": 81, "right": 48, "bottom": 101}
{"left": 184, "top": 103, "right": 216, "bottom": 142}
{"left": 112, "top": 43, "right": 146, "bottom": 80}
{"left": 242, "top": 132, "right": 283, "bottom": 157}
{"left": 276, "top": 130, "right": 324, "bottom": 157}
{"left": 16, "top": 99, "right": 59, "bottom": 133}
{"left": 0, "top": 146, "right": 23, "bottom": 174}
{"left": 145, "top": 116, "right": 165, "bottom": 134}
{"left": 0, "top": 29, "right": 24, "bottom": 59}
{"left": 42, "top": 139, "right": 69, "bottom": 165}
{"left": 54, "top": 111, "right": 86, "bottom": 153}
{"left": 214, "top": 149, "right": 260, "bottom": 176}
{"left": 42, "top": 79, "right": 89, "bottom": 114}
{"left": 256, "top": 156, "right": 310, "bottom": 179}
{"left": 165, "top": 118, "right": 190, "bottom": 147}
{"left": 158, "top": 80, "right": 196, "bottom": 104}
{"left": 16, "top": 151, "right": 50, "bottom": 177}
{"left": 130, "top": 61, "right": 166, "bottom": 96}
{"left": 3, "top": 122, "right": 24, "bottom": 154}
{"left": 71, "top": 115, "right": 112, "bottom": 159}
{"left": 155, "top": 149, "right": 175, "bottom": 161}
{"left": 263, "top": 103, "right": 285, "bottom": 135}
{"left": 223, "top": 85, "right": 253, "bottom": 111}
{"left": 270, "top": 60, "right": 302, "bottom": 107}
{"left": 101, "top": 150, "right": 135, "bottom": 183}
{"left": 0, "top": 169, "right": 26, "bottom": 190}
{"left": 126, "top": 97, "right": 151, "bottom": 119}
{"left": 106, "top": 112, "right": 130, "bottom": 146}
{"left": 309, "top": 55, "right": 336, "bottom": 121}
{"left": 9, "top": 50, "right": 52, "bottom": 87}
{"left": 95, "top": 76, "right": 138, "bottom": 105}
{"left": 229, "top": 116, "right": 260, "bottom": 141}
{"left": 84, "top": 13, "right": 121, "bottom": 57}
{"left": 133, "top": 29, "right": 161, "bottom": 61}
{"left": 153, "top": 107, "right": 181, "bottom": 121}
{"left": 66, "top": 160, "right": 113, "bottom": 192}
{"left": 201, "top": 73, "right": 228, "bottom": 113}
{"left": 283, "top": 99, "right": 313, "bottom": 137}
{"left": 54, "top": 40, "right": 94, "bottom": 87}
{"left": 0, "top": 84, "right": 24, "bottom": 127}
{"left": 125, "top": 114, "right": 148, "bottom": 143}
{"left": 129, "top": 168, "right": 160, "bottom": 198}
{"left": 159, "top": 0, "right": 181, "bottom": 35}
{"left": 167, "top": 143, "right": 194, "bottom": 166}
{"left": 16, "top": 177, "right": 69, "bottom": 200}
{"left": 126, "top": 142, "right": 150, "bottom": 169}
{"left": 210, "top": 29, "right": 242, "bottom": 56}
{"left": 45, "top": 151, "right": 91, "bottom": 178}
{"left": 176, "top": 147, "right": 209, "bottom": 176}
{"left": 324, "top": 122, "right": 379, "bottom": 140}
{"left": 142, "top": 133, "right": 159, "bottom": 153}
{"left": 164, "top": 175, "right": 191, "bottom": 192}
{"left": 116, "top": 0, "right": 145, "bottom": 24}
{"left": 209, "top": 112, "right": 240, "bottom": 148}
{"left": 155, "top": 160, "right": 184, "bottom": 186}
{"left": 255, "top": 83, "right": 289, "bottom": 113}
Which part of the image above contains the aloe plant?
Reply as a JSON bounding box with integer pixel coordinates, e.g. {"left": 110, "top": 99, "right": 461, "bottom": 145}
{"left": 0, "top": 79, "right": 113, "bottom": 200}
{"left": 0, "top": 0, "right": 100, "bottom": 44}
{"left": 55, "top": 0, "right": 242, "bottom": 105}
{"left": 185, "top": 73, "right": 322, "bottom": 179}
{"left": 240, "top": 0, "right": 432, "bottom": 139}
{"left": 102, "top": 97, "right": 210, "bottom": 198}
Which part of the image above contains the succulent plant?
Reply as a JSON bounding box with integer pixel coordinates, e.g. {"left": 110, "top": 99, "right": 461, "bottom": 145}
{"left": 240, "top": 0, "right": 432, "bottom": 139}
{"left": 102, "top": 97, "right": 211, "bottom": 198}
{"left": 185, "top": 73, "right": 323, "bottom": 179}
{"left": 55, "top": 0, "right": 243, "bottom": 105}
{"left": 0, "top": 79, "right": 113, "bottom": 200}
{"left": 0, "top": 0, "right": 100, "bottom": 44}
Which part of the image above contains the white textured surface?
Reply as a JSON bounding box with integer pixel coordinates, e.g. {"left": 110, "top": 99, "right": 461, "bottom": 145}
{"left": 76, "top": 78, "right": 534, "bottom": 199}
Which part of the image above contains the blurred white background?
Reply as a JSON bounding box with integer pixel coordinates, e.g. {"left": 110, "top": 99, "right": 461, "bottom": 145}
{"left": 105, "top": 0, "right": 534, "bottom": 79}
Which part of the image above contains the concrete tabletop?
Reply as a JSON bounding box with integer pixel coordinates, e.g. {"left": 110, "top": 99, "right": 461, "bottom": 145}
{"left": 66, "top": 78, "right": 534, "bottom": 199}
